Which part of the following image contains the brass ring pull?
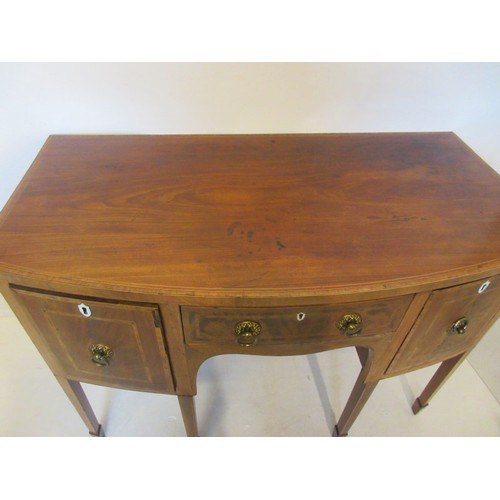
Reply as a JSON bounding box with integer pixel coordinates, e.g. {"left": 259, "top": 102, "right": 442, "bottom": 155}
{"left": 336, "top": 313, "right": 363, "bottom": 337}
{"left": 448, "top": 317, "right": 469, "bottom": 335}
{"left": 89, "top": 343, "right": 114, "bottom": 367}
{"left": 234, "top": 320, "right": 262, "bottom": 347}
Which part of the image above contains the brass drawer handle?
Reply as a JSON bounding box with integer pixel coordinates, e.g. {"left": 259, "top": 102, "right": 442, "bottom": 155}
{"left": 337, "top": 313, "right": 363, "bottom": 337}
{"left": 448, "top": 317, "right": 469, "bottom": 335}
{"left": 89, "top": 343, "right": 114, "bottom": 367}
{"left": 234, "top": 320, "right": 261, "bottom": 347}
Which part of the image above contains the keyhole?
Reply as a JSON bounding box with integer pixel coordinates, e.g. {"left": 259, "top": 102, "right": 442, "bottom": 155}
{"left": 297, "top": 312, "right": 306, "bottom": 321}
{"left": 478, "top": 281, "right": 490, "bottom": 294}
{"left": 78, "top": 303, "right": 92, "bottom": 317}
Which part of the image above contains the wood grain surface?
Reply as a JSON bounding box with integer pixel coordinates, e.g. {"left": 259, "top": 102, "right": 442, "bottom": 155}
{"left": 0, "top": 133, "right": 499, "bottom": 299}
{"left": 387, "top": 276, "right": 500, "bottom": 374}
{"left": 10, "top": 286, "right": 175, "bottom": 393}
{"left": 182, "top": 294, "right": 413, "bottom": 346}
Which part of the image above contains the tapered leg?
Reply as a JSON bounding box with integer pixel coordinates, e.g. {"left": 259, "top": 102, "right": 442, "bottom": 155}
{"left": 333, "top": 377, "right": 378, "bottom": 437}
{"left": 333, "top": 347, "right": 378, "bottom": 437}
{"left": 412, "top": 353, "right": 467, "bottom": 415}
{"left": 178, "top": 395, "right": 199, "bottom": 437}
{"left": 55, "top": 376, "right": 104, "bottom": 436}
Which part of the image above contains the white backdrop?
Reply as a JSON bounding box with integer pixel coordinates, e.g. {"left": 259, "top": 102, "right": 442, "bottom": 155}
{"left": 0, "top": 62, "right": 498, "bottom": 398}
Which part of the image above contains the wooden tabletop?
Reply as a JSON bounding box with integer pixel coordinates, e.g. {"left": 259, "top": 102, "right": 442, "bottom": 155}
{"left": 0, "top": 133, "right": 499, "bottom": 299}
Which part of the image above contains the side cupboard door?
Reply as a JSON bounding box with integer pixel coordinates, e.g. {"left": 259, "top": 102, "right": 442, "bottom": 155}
{"left": 10, "top": 286, "right": 175, "bottom": 393}
{"left": 387, "top": 276, "right": 500, "bottom": 375}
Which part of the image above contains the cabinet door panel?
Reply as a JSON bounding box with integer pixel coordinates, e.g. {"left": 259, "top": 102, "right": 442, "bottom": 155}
{"left": 11, "top": 287, "right": 175, "bottom": 393}
{"left": 387, "top": 276, "right": 500, "bottom": 375}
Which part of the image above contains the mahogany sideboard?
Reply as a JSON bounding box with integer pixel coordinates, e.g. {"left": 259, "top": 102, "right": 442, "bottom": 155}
{"left": 0, "top": 133, "right": 499, "bottom": 436}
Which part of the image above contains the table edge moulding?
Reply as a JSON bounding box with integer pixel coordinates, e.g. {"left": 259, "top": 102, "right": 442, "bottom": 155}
{"left": 0, "top": 132, "right": 499, "bottom": 436}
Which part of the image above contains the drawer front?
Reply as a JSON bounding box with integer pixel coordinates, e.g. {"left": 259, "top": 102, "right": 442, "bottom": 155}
{"left": 11, "top": 287, "right": 174, "bottom": 393}
{"left": 387, "top": 276, "right": 500, "bottom": 375}
{"left": 181, "top": 295, "right": 413, "bottom": 349}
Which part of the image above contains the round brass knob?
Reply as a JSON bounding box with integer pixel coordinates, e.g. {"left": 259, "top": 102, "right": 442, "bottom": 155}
{"left": 89, "top": 343, "right": 114, "bottom": 366}
{"left": 336, "top": 313, "right": 363, "bottom": 337}
{"left": 234, "top": 320, "right": 261, "bottom": 347}
{"left": 448, "top": 317, "right": 469, "bottom": 335}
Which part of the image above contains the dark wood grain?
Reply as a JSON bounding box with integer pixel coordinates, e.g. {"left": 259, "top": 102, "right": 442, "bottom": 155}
{"left": 0, "top": 133, "right": 498, "bottom": 299}
{"left": 10, "top": 286, "right": 175, "bottom": 393}
{"left": 1, "top": 133, "right": 499, "bottom": 436}
{"left": 182, "top": 294, "right": 413, "bottom": 347}
{"left": 387, "top": 276, "right": 500, "bottom": 375}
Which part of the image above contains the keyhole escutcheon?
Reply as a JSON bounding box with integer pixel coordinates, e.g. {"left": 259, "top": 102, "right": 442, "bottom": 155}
{"left": 78, "top": 303, "right": 92, "bottom": 317}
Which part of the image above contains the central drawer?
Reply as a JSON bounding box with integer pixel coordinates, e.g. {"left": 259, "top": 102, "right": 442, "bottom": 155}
{"left": 181, "top": 295, "right": 413, "bottom": 348}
